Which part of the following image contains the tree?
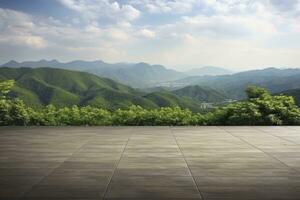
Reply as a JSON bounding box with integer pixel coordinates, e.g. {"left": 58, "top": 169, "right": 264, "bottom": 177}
{"left": 246, "top": 86, "right": 269, "bottom": 99}
{"left": 212, "top": 86, "right": 300, "bottom": 125}
{"left": 0, "top": 79, "right": 300, "bottom": 126}
{"left": 0, "top": 80, "right": 14, "bottom": 99}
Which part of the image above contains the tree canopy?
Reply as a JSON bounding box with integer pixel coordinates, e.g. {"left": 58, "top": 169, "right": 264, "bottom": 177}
{"left": 1, "top": 80, "right": 300, "bottom": 126}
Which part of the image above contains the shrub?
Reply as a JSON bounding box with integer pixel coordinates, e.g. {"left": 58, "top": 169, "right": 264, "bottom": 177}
{"left": 1, "top": 80, "right": 300, "bottom": 126}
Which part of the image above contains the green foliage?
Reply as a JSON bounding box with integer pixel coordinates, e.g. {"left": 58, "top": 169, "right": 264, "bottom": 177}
{"left": 246, "top": 86, "right": 269, "bottom": 99}
{"left": 1, "top": 80, "right": 300, "bottom": 126}
{"left": 112, "top": 106, "right": 199, "bottom": 126}
{"left": 210, "top": 102, "right": 262, "bottom": 125}
{"left": 0, "top": 67, "right": 199, "bottom": 111}
{"left": 0, "top": 67, "right": 155, "bottom": 109}
{"left": 278, "top": 88, "right": 300, "bottom": 106}
{"left": 170, "top": 67, "right": 300, "bottom": 100}
{"left": 143, "top": 91, "right": 204, "bottom": 112}
{"left": 212, "top": 86, "right": 300, "bottom": 125}
{"left": 173, "top": 85, "right": 227, "bottom": 103}
{"left": 0, "top": 80, "right": 31, "bottom": 125}
{"left": 0, "top": 80, "right": 14, "bottom": 99}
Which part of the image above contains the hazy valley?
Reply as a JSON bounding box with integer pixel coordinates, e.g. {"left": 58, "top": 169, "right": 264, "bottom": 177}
{"left": 1, "top": 59, "right": 300, "bottom": 111}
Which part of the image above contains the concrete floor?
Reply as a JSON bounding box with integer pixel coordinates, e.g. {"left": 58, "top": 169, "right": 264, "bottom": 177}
{"left": 0, "top": 126, "right": 300, "bottom": 200}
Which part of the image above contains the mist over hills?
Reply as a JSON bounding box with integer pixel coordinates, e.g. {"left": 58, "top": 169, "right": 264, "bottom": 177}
{"left": 1, "top": 60, "right": 232, "bottom": 87}
{"left": 1, "top": 60, "right": 185, "bottom": 88}
{"left": 160, "top": 67, "right": 300, "bottom": 99}
{"left": 184, "top": 66, "right": 233, "bottom": 76}
{"left": 0, "top": 67, "right": 154, "bottom": 109}
{"left": 2, "top": 59, "right": 300, "bottom": 107}
{"left": 0, "top": 67, "right": 225, "bottom": 111}
{"left": 173, "top": 85, "right": 228, "bottom": 103}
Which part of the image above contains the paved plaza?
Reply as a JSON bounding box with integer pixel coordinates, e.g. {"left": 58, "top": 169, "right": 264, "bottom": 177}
{"left": 1, "top": 126, "right": 300, "bottom": 199}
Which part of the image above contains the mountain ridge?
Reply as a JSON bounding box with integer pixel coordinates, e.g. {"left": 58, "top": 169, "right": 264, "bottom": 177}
{"left": 1, "top": 60, "right": 185, "bottom": 87}
{"left": 0, "top": 67, "right": 219, "bottom": 111}
{"left": 160, "top": 67, "right": 300, "bottom": 99}
{"left": 1, "top": 60, "right": 234, "bottom": 88}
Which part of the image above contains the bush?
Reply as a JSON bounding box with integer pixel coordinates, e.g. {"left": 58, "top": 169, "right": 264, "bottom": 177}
{"left": 112, "top": 106, "right": 198, "bottom": 126}
{"left": 210, "top": 85, "right": 300, "bottom": 125}
{"left": 1, "top": 80, "right": 300, "bottom": 126}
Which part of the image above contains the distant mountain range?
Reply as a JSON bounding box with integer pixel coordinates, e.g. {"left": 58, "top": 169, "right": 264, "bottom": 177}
{"left": 1, "top": 60, "right": 232, "bottom": 87}
{"left": 173, "top": 85, "right": 228, "bottom": 103}
{"left": 2, "top": 59, "right": 300, "bottom": 107}
{"left": 184, "top": 66, "right": 233, "bottom": 76}
{"left": 160, "top": 67, "right": 300, "bottom": 99}
{"left": 1, "top": 60, "right": 184, "bottom": 87}
{"left": 0, "top": 67, "right": 226, "bottom": 111}
{"left": 0, "top": 67, "right": 153, "bottom": 109}
{"left": 144, "top": 86, "right": 228, "bottom": 111}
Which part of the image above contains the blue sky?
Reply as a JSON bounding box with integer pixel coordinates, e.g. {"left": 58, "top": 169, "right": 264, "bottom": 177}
{"left": 0, "top": 0, "right": 300, "bottom": 70}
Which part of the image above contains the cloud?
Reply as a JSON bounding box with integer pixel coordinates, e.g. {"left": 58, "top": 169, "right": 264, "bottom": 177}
{"left": 0, "top": 7, "right": 133, "bottom": 61}
{"left": 0, "top": 8, "right": 46, "bottom": 48}
{"left": 270, "top": 0, "right": 299, "bottom": 11}
{"left": 1, "top": 1, "right": 300, "bottom": 69}
{"left": 131, "top": 0, "right": 197, "bottom": 14}
{"left": 121, "top": 4, "right": 140, "bottom": 20}
{"left": 139, "top": 28, "right": 156, "bottom": 38}
{"left": 58, "top": 0, "right": 140, "bottom": 22}
{"left": 58, "top": 0, "right": 86, "bottom": 12}
{"left": 106, "top": 28, "right": 130, "bottom": 41}
{"left": 0, "top": 35, "right": 46, "bottom": 49}
{"left": 181, "top": 14, "right": 277, "bottom": 38}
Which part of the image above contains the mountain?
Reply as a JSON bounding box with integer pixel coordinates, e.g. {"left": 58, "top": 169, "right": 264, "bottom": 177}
{"left": 184, "top": 66, "right": 233, "bottom": 76}
{"left": 160, "top": 68, "right": 300, "bottom": 99}
{"left": 0, "top": 67, "right": 157, "bottom": 109}
{"left": 1, "top": 60, "right": 186, "bottom": 87}
{"left": 277, "top": 88, "right": 300, "bottom": 106}
{"left": 173, "top": 85, "right": 228, "bottom": 102}
{"left": 143, "top": 91, "right": 204, "bottom": 112}
{"left": 0, "top": 67, "right": 205, "bottom": 111}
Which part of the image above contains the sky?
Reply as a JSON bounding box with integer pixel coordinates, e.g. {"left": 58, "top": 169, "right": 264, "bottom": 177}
{"left": 0, "top": 0, "right": 300, "bottom": 71}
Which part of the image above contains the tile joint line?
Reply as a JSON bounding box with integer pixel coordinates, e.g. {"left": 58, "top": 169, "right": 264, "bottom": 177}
{"left": 253, "top": 126, "right": 300, "bottom": 146}
{"left": 102, "top": 134, "right": 131, "bottom": 199}
{"left": 19, "top": 132, "right": 96, "bottom": 199}
{"left": 169, "top": 126, "right": 205, "bottom": 200}
{"left": 220, "top": 127, "right": 300, "bottom": 174}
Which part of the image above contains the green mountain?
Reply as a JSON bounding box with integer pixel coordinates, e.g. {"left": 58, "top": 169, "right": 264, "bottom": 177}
{"left": 173, "top": 85, "right": 228, "bottom": 102}
{"left": 2, "top": 60, "right": 185, "bottom": 87}
{"left": 162, "top": 68, "right": 300, "bottom": 99}
{"left": 0, "top": 67, "right": 157, "bottom": 109}
{"left": 0, "top": 67, "right": 206, "bottom": 111}
{"left": 277, "top": 88, "right": 300, "bottom": 106}
{"left": 143, "top": 91, "right": 204, "bottom": 112}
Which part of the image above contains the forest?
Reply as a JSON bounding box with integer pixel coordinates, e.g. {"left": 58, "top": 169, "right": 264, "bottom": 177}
{"left": 1, "top": 80, "right": 300, "bottom": 126}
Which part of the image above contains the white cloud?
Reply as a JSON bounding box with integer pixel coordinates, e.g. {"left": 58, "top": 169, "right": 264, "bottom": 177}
{"left": 84, "top": 24, "right": 102, "bottom": 35}
{"left": 181, "top": 14, "right": 278, "bottom": 38}
{"left": 0, "top": 7, "right": 133, "bottom": 61}
{"left": 131, "top": 0, "right": 197, "bottom": 14}
{"left": 1, "top": 1, "right": 300, "bottom": 69}
{"left": 122, "top": 4, "right": 140, "bottom": 20}
{"left": 58, "top": 0, "right": 86, "bottom": 12}
{"left": 0, "top": 35, "right": 46, "bottom": 49}
{"left": 139, "top": 28, "right": 156, "bottom": 38}
{"left": 16, "top": 36, "right": 46, "bottom": 48}
{"left": 0, "top": 8, "right": 46, "bottom": 48}
{"left": 0, "top": 8, "right": 34, "bottom": 29}
{"left": 58, "top": 0, "right": 140, "bottom": 22}
{"left": 106, "top": 28, "right": 130, "bottom": 41}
